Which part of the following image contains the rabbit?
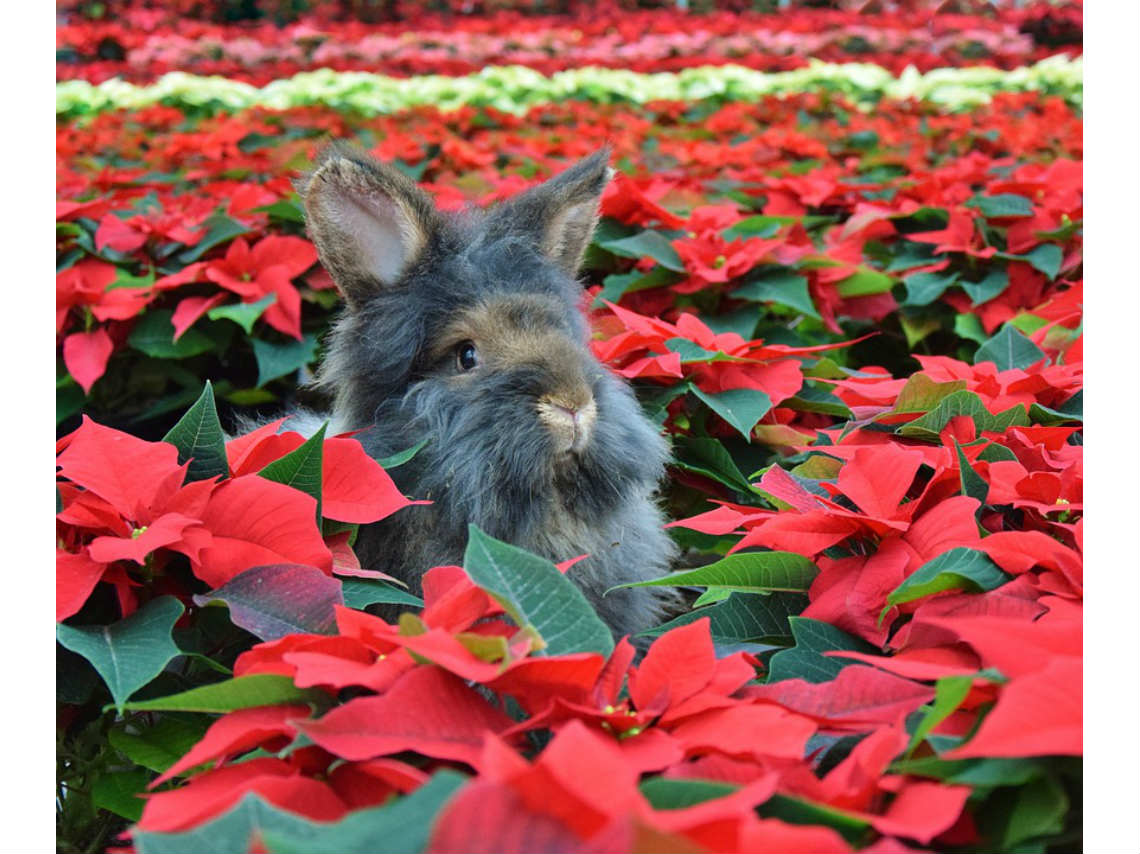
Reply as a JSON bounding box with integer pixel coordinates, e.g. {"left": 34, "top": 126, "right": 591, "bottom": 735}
{"left": 295, "top": 142, "right": 678, "bottom": 640}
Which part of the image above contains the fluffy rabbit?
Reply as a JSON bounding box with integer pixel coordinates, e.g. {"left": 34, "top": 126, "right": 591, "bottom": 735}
{"left": 296, "top": 142, "right": 677, "bottom": 639}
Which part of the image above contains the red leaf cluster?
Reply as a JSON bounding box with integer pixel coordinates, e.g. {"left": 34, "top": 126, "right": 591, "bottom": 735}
{"left": 55, "top": 417, "right": 410, "bottom": 620}
{"left": 56, "top": 4, "right": 1080, "bottom": 86}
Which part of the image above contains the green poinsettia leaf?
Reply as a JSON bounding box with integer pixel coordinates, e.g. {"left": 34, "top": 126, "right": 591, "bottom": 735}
{"left": 463, "top": 525, "right": 613, "bottom": 658}
{"left": 121, "top": 674, "right": 323, "bottom": 714}
{"left": 884, "top": 547, "right": 1011, "bottom": 618}
{"left": 689, "top": 385, "right": 772, "bottom": 442}
{"left": 56, "top": 596, "right": 185, "bottom": 711}
{"left": 974, "top": 324, "right": 1047, "bottom": 371}
{"left": 766, "top": 617, "right": 876, "bottom": 684}
{"left": 614, "top": 552, "right": 817, "bottom": 595}
{"left": 162, "top": 381, "right": 229, "bottom": 482}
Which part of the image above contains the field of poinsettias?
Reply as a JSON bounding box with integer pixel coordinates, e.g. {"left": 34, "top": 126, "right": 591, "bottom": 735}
{"left": 57, "top": 3, "right": 1085, "bottom": 853}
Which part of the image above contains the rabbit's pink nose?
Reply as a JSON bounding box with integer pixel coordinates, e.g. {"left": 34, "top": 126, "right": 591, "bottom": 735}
{"left": 538, "top": 397, "right": 597, "bottom": 454}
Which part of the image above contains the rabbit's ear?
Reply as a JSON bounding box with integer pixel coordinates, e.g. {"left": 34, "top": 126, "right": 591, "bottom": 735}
{"left": 297, "top": 143, "right": 442, "bottom": 308}
{"left": 492, "top": 147, "right": 613, "bottom": 276}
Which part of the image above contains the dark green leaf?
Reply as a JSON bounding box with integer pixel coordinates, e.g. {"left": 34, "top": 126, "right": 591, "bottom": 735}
{"left": 57, "top": 645, "right": 99, "bottom": 705}
{"left": 92, "top": 768, "right": 150, "bottom": 822}
{"left": 106, "top": 267, "right": 156, "bottom": 292}
{"left": 846, "top": 129, "right": 879, "bottom": 150}
{"left": 898, "top": 390, "right": 1029, "bottom": 442}
{"left": 639, "top": 592, "right": 808, "bottom": 643}
{"left": 640, "top": 383, "right": 691, "bottom": 428}
{"left": 727, "top": 214, "right": 834, "bottom": 238}
{"left": 954, "top": 312, "right": 989, "bottom": 344}
{"left": 885, "top": 547, "right": 1010, "bottom": 614}
{"left": 890, "top": 374, "right": 969, "bottom": 414}
{"left": 56, "top": 596, "right": 184, "bottom": 711}
{"left": 759, "top": 794, "right": 871, "bottom": 844}
{"left": 785, "top": 384, "right": 853, "bottom": 419}
{"left": 177, "top": 213, "right": 250, "bottom": 263}
{"left": 1029, "top": 389, "right": 1082, "bottom": 425}
{"left": 906, "top": 675, "right": 973, "bottom": 755}
{"left": 341, "top": 578, "right": 424, "bottom": 610}
{"left": 899, "top": 314, "right": 941, "bottom": 349}
{"left": 379, "top": 153, "right": 426, "bottom": 179}
{"left": 129, "top": 309, "right": 217, "bottom": 359}
{"left": 691, "top": 587, "right": 731, "bottom": 607}
{"left": 992, "top": 776, "right": 1069, "bottom": 849}
{"left": 208, "top": 293, "right": 276, "bottom": 334}
{"left": 1018, "top": 244, "right": 1063, "bottom": 280}
{"left": 1057, "top": 388, "right": 1082, "bottom": 416}
{"left": 973, "top": 193, "right": 1034, "bottom": 218}
{"left": 671, "top": 436, "right": 756, "bottom": 494}
{"left": 1035, "top": 217, "right": 1082, "bottom": 242}
{"left": 903, "top": 270, "right": 959, "bottom": 306}
{"left": 57, "top": 382, "right": 86, "bottom": 425}
{"left": 978, "top": 442, "right": 1018, "bottom": 463}
{"left": 258, "top": 424, "right": 326, "bottom": 517}
{"left": 961, "top": 268, "right": 1009, "bottom": 306}
{"left": 724, "top": 215, "right": 783, "bottom": 240}
{"left": 891, "top": 756, "right": 1049, "bottom": 787}
{"left": 664, "top": 338, "right": 752, "bottom": 364}
{"left": 596, "top": 229, "right": 685, "bottom": 272}
{"left": 689, "top": 385, "right": 772, "bottom": 442}
{"left": 954, "top": 440, "right": 989, "bottom": 505}
{"left": 375, "top": 438, "right": 429, "bottom": 470}
{"left": 252, "top": 334, "right": 320, "bottom": 387}
{"left": 766, "top": 617, "right": 876, "bottom": 684}
{"left": 885, "top": 239, "right": 940, "bottom": 272}
{"left": 593, "top": 266, "right": 681, "bottom": 306}
{"left": 256, "top": 199, "right": 305, "bottom": 224}
{"left": 162, "top": 381, "right": 229, "bottom": 481}
{"left": 137, "top": 385, "right": 219, "bottom": 424}
{"left": 109, "top": 715, "right": 211, "bottom": 773}
{"left": 733, "top": 269, "right": 819, "bottom": 319}
{"left": 223, "top": 387, "right": 278, "bottom": 406}
{"left": 590, "top": 217, "right": 639, "bottom": 245}
{"left": 975, "top": 324, "right": 1047, "bottom": 371}
{"left": 614, "top": 552, "right": 817, "bottom": 595}
{"left": 700, "top": 305, "right": 761, "bottom": 339}
{"left": 640, "top": 778, "right": 737, "bottom": 810}
{"left": 132, "top": 794, "right": 322, "bottom": 854}
{"left": 121, "top": 674, "right": 322, "bottom": 713}
{"left": 259, "top": 771, "right": 468, "bottom": 854}
{"left": 463, "top": 525, "right": 613, "bottom": 658}
{"left": 835, "top": 269, "right": 894, "bottom": 297}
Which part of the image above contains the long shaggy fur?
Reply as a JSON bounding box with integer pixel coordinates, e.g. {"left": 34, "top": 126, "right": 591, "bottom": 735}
{"left": 298, "top": 144, "right": 678, "bottom": 639}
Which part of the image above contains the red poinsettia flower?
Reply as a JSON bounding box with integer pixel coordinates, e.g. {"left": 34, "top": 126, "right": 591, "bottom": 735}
{"left": 204, "top": 235, "right": 318, "bottom": 339}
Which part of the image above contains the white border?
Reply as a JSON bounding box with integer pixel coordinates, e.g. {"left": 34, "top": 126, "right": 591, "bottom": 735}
{"left": 4, "top": 2, "right": 57, "bottom": 853}
{"left": 1083, "top": 1, "right": 1140, "bottom": 851}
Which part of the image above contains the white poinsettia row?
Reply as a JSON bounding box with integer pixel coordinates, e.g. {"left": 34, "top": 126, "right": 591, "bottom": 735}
{"left": 57, "top": 55, "right": 1081, "bottom": 118}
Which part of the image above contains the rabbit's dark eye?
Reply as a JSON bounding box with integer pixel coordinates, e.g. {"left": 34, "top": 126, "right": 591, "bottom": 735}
{"left": 456, "top": 341, "right": 478, "bottom": 371}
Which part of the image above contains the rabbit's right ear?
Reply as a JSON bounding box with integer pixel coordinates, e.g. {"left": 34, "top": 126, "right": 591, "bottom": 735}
{"left": 297, "top": 143, "right": 442, "bottom": 308}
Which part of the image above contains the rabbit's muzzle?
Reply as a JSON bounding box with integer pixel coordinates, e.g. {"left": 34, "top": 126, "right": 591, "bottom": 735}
{"left": 537, "top": 395, "right": 597, "bottom": 455}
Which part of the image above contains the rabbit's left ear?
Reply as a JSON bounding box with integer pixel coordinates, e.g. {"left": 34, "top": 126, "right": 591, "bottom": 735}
{"left": 491, "top": 148, "right": 612, "bottom": 275}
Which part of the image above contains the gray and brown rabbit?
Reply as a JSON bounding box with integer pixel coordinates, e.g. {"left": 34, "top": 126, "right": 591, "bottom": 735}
{"left": 296, "top": 142, "right": 677, "bottom": 639}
